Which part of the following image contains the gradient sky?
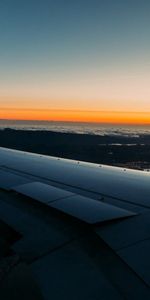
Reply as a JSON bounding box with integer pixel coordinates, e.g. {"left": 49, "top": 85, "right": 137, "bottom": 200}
{"left": 0, "top": 0, "right": 150, "bottom": 122}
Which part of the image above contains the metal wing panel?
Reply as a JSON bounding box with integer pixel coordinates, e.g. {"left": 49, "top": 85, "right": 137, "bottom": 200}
{"left": 31, "top": 241, "right": 122, "bottom": 300}
{"left": 13, "top": 181, "right": 135, "bottom": 224}
{"left": 49, "top": 195, "right": 135, "bottom": 224}
{"left": 118, "top": 240, "right": 150, "bottom": 287}
{"left": 13, "top": 182, "right": 74, "bottom": 204}
{"left": 96, "top": 212, "right": 150, "bottom": 250}
{"left": 1, "top": 147, "right": 150, "bottom": 298}
{"left": 0, "top": 169, "right": 31, "bottom": 190}
{"left": 1, "top": 147, "right": 150, "bottom": 208}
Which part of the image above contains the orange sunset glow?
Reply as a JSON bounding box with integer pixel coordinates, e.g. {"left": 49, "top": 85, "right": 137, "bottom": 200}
{"left": 1, "top": 108, "right": 150, "bottom": 125}
{"left": 0, "top": 1, "right": 150, "bottom": 126}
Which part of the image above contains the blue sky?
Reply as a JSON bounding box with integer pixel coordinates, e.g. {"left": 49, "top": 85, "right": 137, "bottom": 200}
{"left": 0, "top": 0, "right": 150, "bottom": 117}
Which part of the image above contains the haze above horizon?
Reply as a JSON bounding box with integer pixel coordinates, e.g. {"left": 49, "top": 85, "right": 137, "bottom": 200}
{"left": 0, "top": 1, "right": 150, "bottom": 124}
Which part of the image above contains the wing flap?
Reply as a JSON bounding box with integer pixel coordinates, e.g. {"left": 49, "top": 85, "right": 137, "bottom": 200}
{"left": 13, "top": 181, "right": 136, "bottom": 224}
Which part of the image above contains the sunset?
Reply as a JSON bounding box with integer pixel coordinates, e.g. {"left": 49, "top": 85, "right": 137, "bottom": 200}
{"left": 0, "top": 1, "right": 150, "bottom": 124}
{"left": 1, "top": 1, "right": 150, "bottom": 298}
{"left": 1, "top": 108, "right": 150, "bottom": 125}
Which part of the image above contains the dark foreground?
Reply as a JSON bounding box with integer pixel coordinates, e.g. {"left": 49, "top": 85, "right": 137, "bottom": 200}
{"left": 1, "top": 146, "right": 150, "bottom": 299}
{"left": 0, "top": 128, "right": 150, "bottom": 170}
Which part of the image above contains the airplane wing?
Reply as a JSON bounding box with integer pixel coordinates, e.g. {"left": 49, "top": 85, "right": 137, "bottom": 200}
{"left": 0, "top": 146, "right": 150, "bottom": 299}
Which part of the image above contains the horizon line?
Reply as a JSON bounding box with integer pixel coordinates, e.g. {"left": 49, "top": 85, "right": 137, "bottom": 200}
{"left": 1, "top": 109, "right": 150, "bottom": 125}
{"left": 0, "top": 118, "right": 150, "bottom": 126}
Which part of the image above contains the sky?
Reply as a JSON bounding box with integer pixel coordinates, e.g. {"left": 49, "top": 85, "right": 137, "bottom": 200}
{"left": 0, "top": 0, "right": 150, "bottom": 123}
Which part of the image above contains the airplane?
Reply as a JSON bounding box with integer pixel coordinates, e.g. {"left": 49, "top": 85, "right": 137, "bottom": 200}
{"left": 0, "top": 146, "right": 150, "bottom": 299}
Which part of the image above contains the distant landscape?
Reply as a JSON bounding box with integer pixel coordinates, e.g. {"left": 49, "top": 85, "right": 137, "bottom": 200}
{"left": 0, "top": 128, "right": 150, "bottom": 171}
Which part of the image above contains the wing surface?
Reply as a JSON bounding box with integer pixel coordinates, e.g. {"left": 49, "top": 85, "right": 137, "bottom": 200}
{"left": 0, "top": 147, "right": 150, "bottom": 299}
